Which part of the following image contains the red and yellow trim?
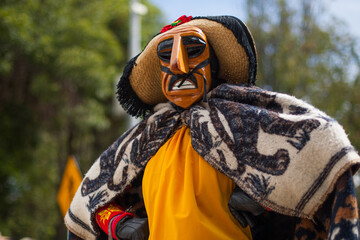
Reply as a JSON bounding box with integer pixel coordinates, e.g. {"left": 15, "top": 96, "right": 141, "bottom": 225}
{"left": 95, "top": 203, "right": 134, "bottom": 239}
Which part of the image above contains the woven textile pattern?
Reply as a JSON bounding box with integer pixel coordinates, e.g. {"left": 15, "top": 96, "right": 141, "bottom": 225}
{"left": 65, "top": 84, "right": 360, "bottom": 240}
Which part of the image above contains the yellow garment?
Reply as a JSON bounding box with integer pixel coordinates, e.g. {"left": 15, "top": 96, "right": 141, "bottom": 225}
{"left": 142, "top": 126, "right": 252, "bottom": 240}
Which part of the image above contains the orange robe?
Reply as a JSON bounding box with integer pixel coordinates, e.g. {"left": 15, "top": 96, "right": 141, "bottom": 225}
{"left": 142, "top": 126, "right": 252, "bottom": 239}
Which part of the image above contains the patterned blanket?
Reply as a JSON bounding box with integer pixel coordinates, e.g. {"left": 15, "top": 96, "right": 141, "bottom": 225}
{"left": 65, "top": 84, "right": 360, "bottom": 240}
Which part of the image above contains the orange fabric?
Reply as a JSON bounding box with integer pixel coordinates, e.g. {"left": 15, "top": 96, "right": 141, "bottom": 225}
{"left": 142, "top": 126, "right": 252, "bottom": 239}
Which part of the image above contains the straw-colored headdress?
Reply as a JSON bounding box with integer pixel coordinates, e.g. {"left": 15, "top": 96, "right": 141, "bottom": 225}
{"left": 117, "top": 15, "right": 257, "bottom": 117}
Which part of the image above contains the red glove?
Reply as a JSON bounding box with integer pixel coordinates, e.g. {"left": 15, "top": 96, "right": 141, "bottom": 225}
{"left": 95, "top": 203, "right": 134, "bottom": 239}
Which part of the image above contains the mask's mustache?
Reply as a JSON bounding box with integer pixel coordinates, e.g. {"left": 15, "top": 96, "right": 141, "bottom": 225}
{"left": 168, "top": 74, "right": 197, "bottom": 91}
{"left": 160, "top": 58, "right": 210, "bottom": 101}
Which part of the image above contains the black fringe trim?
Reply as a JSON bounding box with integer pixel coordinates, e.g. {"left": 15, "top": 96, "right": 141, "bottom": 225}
{"left": 192, "top": 16, "right": 257, "bottom": 85}
{"left": 116, "top": 54, "right": 154, "bottom": 118}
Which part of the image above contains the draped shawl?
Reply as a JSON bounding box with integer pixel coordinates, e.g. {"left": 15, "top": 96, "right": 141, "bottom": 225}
{"left": 65, "top": 84, "right": 360, "bottom": 240}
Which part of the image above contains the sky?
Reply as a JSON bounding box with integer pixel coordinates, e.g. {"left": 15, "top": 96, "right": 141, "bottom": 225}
{"left": 149, "top": 0, "right": 360, "bottom": 39}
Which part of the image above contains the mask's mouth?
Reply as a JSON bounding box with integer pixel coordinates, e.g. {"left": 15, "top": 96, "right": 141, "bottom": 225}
{"left": 168, "top": 73, "right": 198, "bottom": 91}
{"left": 172, "top": 80, "right": 197, "bottom": 90}
{"left": 161, "top": 58, "right": 210, "bottom": 102}
{"left": 161, "top": 58, "right": 209, "bottom": 92}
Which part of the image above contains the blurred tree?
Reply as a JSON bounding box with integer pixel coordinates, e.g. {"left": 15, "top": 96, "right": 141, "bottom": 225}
{"left": 245, "top": 0, "right": 360, "bottom": 149}
{"left": 0, "top": 0, "right": 162, "bottom": 239}
{"left": 245, "top": 0, "right": 360, "bottom": 204}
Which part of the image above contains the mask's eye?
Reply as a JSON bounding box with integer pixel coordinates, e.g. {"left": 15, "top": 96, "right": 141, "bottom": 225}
{"left": 182, "top": 36, "right": 206, "bottom": 58}
{"left": 157, "top": 39, "right": 173, "bottom": 62}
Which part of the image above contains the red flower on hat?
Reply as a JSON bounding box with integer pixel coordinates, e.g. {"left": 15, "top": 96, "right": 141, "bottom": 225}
{"left": 160, "top": 15, "right": 192, "bottom": 33}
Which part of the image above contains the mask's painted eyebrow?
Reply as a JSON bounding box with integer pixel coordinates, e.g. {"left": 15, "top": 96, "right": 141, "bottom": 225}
{"left": 157, "top": 39, "right": 173, "bottom": 52}
{"left": 182, "top": 36, "right": 206, "bottom": 46}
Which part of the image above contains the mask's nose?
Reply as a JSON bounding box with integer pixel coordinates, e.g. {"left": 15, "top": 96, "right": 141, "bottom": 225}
{"left": 169, "top": 36, "right": 189, "bottom": 74}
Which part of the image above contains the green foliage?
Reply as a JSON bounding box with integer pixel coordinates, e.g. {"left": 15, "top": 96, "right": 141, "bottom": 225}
{"left": 245, "top": 0, "right": 360, "bottom": 148}
{"left": 0, "top": 0, "right": 162, "bottom": 239}
{"left": 245, "top": 0, "right": 360, "bottom": 206}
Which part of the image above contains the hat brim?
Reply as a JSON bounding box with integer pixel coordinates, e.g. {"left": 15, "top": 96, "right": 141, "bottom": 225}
{"left": 117, "top": 16, "right": 257, "bottom": 117}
